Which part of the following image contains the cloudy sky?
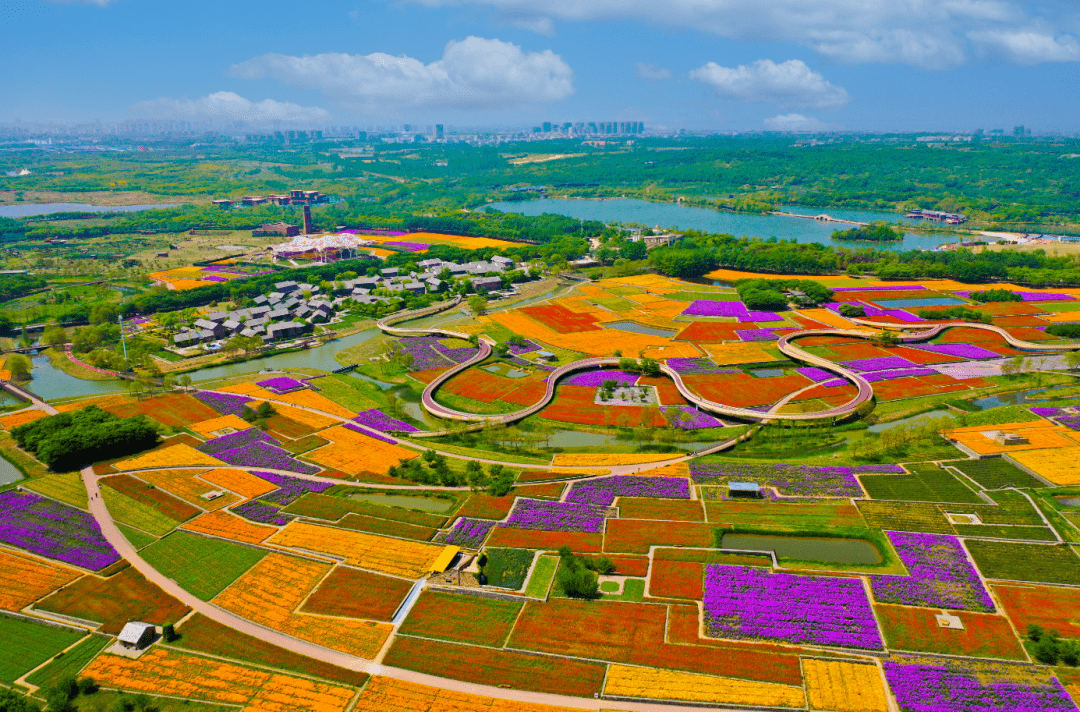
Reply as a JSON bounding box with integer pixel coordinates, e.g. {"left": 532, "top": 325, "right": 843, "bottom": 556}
{"left": 3, "top": 0, "right": 1078, "bottom": 131}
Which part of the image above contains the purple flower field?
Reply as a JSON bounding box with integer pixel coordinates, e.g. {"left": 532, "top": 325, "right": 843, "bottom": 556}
{"left": 230, "top": 499, "right": 294, "bottom": 526}
{"left": 703, "top": 564, "right": 884, "bottom": 650}
{"left": 911, "top": 343, "right": 1001, "bottom": 360}
{"left": 502, "top": 498, "right": 607, "bottom": 533}
{"left": 842, "top": 356, "right": 917, "bottom": 372}
{"left": 862, "top": 367, "right": 939, "bottom": 382}
{"left": 871, "top": 531, "right": 994, "bottom": 612}
{"left": 740, "top": 311, "right": 784, "bottom": 323}
{"left": 213, "top": 441, "right": 320, "bottom": 475}
{"left": 690, "top": 462, "right": 902, "bottom": 497}
{"left": 682, "top": 300, "right": 748, "bottom": 318}
{"left": 354, "top": 408, "right": 419, "bottom": 433}
{"left": 0, "top": 490, "right": 119, "bottom": 570}
{"left": 256, "top": 376, "right": 306, "bottom": 394}
{"left": 665, "top": 358, "right": 735, "bottom": 375}
{"left": 507, "top": 339, "right": 541, "bottom": 355}
{"left": 383, "top": 241, "right": 430, "bottom": 252}
{"left": 565, "top": 476, "right": 691, "bottom": 506}
{"left": 563, "top": 369, "right": 639, "bottom": 387}
{"left": 197, "top": 427, "right": 280, "bottom": 456}
{"left": 834, "top": 285, "right": 926, "bottom": 292}
{"left": 195, "top": 391, "right": 253, "bottom": 417}
{"left": 343, "top": 422, "right": 397, "bottom": 444}
{"left": 1031, "top": 406, "right": 1065, "bottom": 418}
{"left": 736, "top": 328, "right": 777, "bottom": 342}
{"left": 664, "top": 405, "right": 724, "bottom": 429}
{"left": 393, "top": 337, "right": 455, "bottom": 372}
{"left": 251, "top": 470, "right": 332, "bottom": 506}
{"left": 1057, "top": 415, "right": 1080, "bottom": 430}
{"left": 883, "top": 654, "right": 1077, "bottom": 712}
{"left": 796, "top": 366, "right": 835, "bottom": 382}
{"left": 444, "top": 517, "right": 495, "bottom": 548}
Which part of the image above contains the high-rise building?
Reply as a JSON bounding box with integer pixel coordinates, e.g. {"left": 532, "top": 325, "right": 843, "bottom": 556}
{"left": 1013, "top": 125, "right": 1026, "bottom": 136}
{"left": 435, "top": 124, "right": 444, "bottom": 139}
{"left": 542, "top": 122, "right": 552, "bottom": 132}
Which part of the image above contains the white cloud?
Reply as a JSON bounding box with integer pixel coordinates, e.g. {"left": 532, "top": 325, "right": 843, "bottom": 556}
{"left": 129, "top": 91, "right": 330, "bottom": 123}
{"left": 397, "top": 0, "right": 1077, "bottom": 69}
{"left": 229, "top": 37, "right": 573, "bottom": 113}
{"left": 969, "top": 29, "right": 1080, "bottom": 63}
{"left": 636, "top": 63, "right": 672, "bottom": 80}
{"left": 502, "top": 15, "right": 556, "bottom": 35}
{"left": 763, "top": 113, "right": 833, "bottom": 131}
{"left": 690, "top": 59, "right": 850, "bottom": 110}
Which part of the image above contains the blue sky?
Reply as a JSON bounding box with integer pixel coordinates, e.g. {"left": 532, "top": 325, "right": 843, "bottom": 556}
{"left": 3, "top": 0, "right": 1078, "bottom": 132}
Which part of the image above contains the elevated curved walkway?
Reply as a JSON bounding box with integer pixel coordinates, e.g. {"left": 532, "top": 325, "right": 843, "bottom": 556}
{"left": 378, "top": 296, "right": 1080, "bottom": 430}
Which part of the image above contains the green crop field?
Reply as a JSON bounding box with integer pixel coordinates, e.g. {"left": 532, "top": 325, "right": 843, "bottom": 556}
{"left": 483, "top": 548, "right": 534, "bottom": 590}
{"left": 101, "top": 486, "right": 180, "bottom": 537}
{"left": 862, "top": 466, "right": 983, "bottom": 504}
{"left": 949, "top": 459, "right": 1047, "bottom": 490}
{"left": 524, "top": 556, "right": 559, "bottom": 598}
{"left": 24, "top": 634, "right": 110, "bottom": 689}
{"left": 0, "top": 614, "right": 86, "bottom": 684}
{"left": 966, "top": 541, "right": 1080, "bottom": 585}
{"left": 140, "top": 532, "right": 267, "bottom": 601}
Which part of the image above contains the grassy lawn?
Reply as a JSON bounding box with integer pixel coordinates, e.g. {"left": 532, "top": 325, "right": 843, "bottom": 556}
{"left": 312, "top": 374, "right": 382, "bottom": 413}
{"left": 523, "top": 555, "right": 558, "bottom": 599}
{"left": 77, "top": 690, "right": 237, "bottom": 712}
{"left": 483, "top": 548, "right": 534, "bottom": 590}
{"left": 0, "top": 614, "right": 87, "bottom": 684}
{"left": 600, "top": 578, "right": 646, "bottom": 602}
{"left": 140, "top": 532, "right": 267, "bottom": 601}
{"left": 425, "top": 440, "right": 550, "bottom": 466}
{"left": 101, "top": 487, "right": 180, "bottom": 537}
{"left": 116, "top": 523, "right": 158, "bottom": 551}
{"left": 24, "top": 634, "right": 110, "bottom": 689}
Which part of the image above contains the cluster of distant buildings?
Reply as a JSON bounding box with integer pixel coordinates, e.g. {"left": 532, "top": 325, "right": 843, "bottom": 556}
{"left": 212, "top": 189, "right": 326, "bottom": 209}
{"left": 905, "top": 209, "right": 967, "bottom": 225}
{"left": 531, "top": 121, "right": 645, "bottom": 136}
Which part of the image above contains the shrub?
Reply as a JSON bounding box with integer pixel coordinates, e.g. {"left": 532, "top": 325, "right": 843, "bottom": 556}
{"left": 1047, "top": 323, "right": 1080, "bottom": 338}
{"left": 839, "top": 304, "right": 866, "bottom": 318}
{"left": 556, "top": 547, "right": 600, "bottom": 599}
{"left": 11, "top": 406, "right": 159, "bottom": 471}
{"left": 970, "top": 289, "right": 1023, "bottom": 303}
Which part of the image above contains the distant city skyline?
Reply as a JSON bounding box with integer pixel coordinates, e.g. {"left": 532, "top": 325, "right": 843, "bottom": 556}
{"left": 3, "top": 0, "right": 1078, "bottom": 133}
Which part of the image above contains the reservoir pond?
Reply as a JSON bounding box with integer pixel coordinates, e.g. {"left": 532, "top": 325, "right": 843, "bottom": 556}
{"left": 720, "top": 533, "right": 883, "bottom": 564}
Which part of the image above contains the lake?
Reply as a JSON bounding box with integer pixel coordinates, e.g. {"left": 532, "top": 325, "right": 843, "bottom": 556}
{"left": 348, "top": 492, "right": 455, "bottom": 512}
{"left": 721, "top": 533, "right": 883, "bottom": 564}
{"left": 484, "top": 198, "right": 957, "bottom": 251}
{"left": 0, "top": 203, "right": 178, "bottom": 218}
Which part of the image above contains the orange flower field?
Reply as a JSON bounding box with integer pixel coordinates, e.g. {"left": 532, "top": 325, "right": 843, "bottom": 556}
{"left": 181, "top": 509, "right": 279, "bottom": 544}
{"left": 0, "top": 550, "right": 80, "bottom": 610}
{"left": 268, "top": 521, "right": 450, "bottom": 577}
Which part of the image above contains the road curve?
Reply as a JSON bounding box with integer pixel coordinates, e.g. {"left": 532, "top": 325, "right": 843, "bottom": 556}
{"left": 379, "top": 299, "right": 1080, "bottom": 427}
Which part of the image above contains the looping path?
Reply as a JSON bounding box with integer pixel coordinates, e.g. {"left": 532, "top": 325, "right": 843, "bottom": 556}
{"left": 377, "top": 300, "right": 1080, "bottom": 427}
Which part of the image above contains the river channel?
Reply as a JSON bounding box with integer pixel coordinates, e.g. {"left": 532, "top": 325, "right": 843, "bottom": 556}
{"left": 0, "top": 203, "right": 178, "bottom": 218}
{"left": 484, "top": 198, "right": 958, "bottom": 251}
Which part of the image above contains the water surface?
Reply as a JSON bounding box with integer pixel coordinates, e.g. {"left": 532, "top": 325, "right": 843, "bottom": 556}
{"left": 348, "top": 492, "right": 455, "bottom": 512}
{"left": 721, "top": 533, "right": 883, "bottom": 564}
{"left": 0, "top": 203, "right": 177, "bottom": 218}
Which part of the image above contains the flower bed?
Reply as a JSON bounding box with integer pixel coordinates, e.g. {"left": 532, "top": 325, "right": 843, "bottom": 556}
{"left": 1031, "top": 406, "right": 1066, "bottom": 418}
{"left": 870, "top": 531, "right": 993, "bottom": 612}
{"left": 354, "top": 408, "right": 420, "bottom": 434}
{"left": 507, "top": 339, "right": 540, "bottom": 355}
{"left": 197, "top": 427, "right": 280, "bottom": 456}
{"left": 431, "top": 341, "right": 480, "bottom": 364}
{"left": 392, "top": 337, "right": 454, "bottom": 372}
{"left": 383, "top": 241, "right": 430, "bottom": 252}
{"left": 443, "top": 517, "right": 495, "bottom": 549}
{"left": 665, "top": 358, "right": 734, "bottom": 375}
{"left": 343, "top": 422, "right": 397, "bottom": 445}
{"left": 195, "top": 391, "right": 253, "bottom": 417}
{"left": 502, "top": 498, "right": 607, "bottom": 533}
{"left": 796, "top": 367, "right": 835, "bottom": 382}
{"left": 690, "top": 462, "right": 902, "bottom": 497}
{"left": 256, "top": 377, "right": 307, "bottom": 394}
{"left": 563, "top": 369, "right": 639, "bottom": 387}
{"left": 253, "top": 471, "right": 333, "bottom": 506}
{"left": 862, "top": 367, "right": 939, "bottom": 382}
{"left": 213, "top": 441, "right": 320, "bottom": 475}
{"left": 882, "top": 654, "right": 1076, "bottom": 712}
{"left": 841, "top": 356, "right": 916, "bottom": 372}
{"left": 740, "top": 310, "right": 784, "bottom": 323}
{"left": 664, "top": 405, "right": 724, "bottom": 429}
{"left": 566, "top": 476, "right": 690, "bottom": 507}
{"left": 736, "top": 328, "right": 777, "bottom": 342}
{"left": 911, "top": 343, "right": 1001, "bottom": 360}
{"left": 230, "top": 500, "right": 294, "bottom": 526}
{"left": 0, "top": 490, "right": 120, "bottom": 570}
{"left": 703, "top": 564, "right": 884, "bottom": 650}
{"left": 682, "top": 300, "right": 748, "bottom": 318}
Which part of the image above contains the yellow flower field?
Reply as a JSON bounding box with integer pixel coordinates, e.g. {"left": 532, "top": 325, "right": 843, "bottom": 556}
{"left": 631, "top": 462, "right": 690, "bottom": 478}
{"left": 135, "top": 469, "right": 239, "bottom": 511}
{"left": 353, "top": 676, "right": 579, "bottom": 712}
{"left": 396, "top": 231, "right": 521, "bottom": 250}
{"left": 55, "top": 394, "right": 133, "bottom": 413}
{"left": 198, "top": 467, "right": 278, "bottom": 498}
{"left": 1008, "top": 446, "right": 1080, "bottom": 485}
{"left": 0, "top": 550, "right": 80, "bottom": 611}
{"left": 603, "top": 664, "right": 805, "bottom": 708}
{"left": 0, "top": 409, "right": 46, "bottom": 431}
{"left": 191, "top": 414, "right": 253, "bottom": 439}
{"left": 82, "top": 649, "right": 356, "bottom": 712}
{"left": 551, "top": 453, "right": 678, "bottom": 467}
{"left": 306, "top": 425, "right": 416, "bottom": 475}
{"left": 268, "top": 521, "right": 449, "bottom": 577}
{"left": 23, "top": 472, "right": 89, "bottom": 509}
{"left": 795, "top": 308, "right": 863, "bottom": 330}
{"left": 213, "top": 553, "right": 392, "bottom": 658}
{"left": 802, "top": 659, "right": 889, "bottom": 712}
{"left": 700, "top": 342, "right": 779, "bottom": 365}
{"left": 219, "top": 383, "right": 279, "bottom": 400}
{"left": 116, "top": 444, "right": 225, "bottom": 470}
{"left": 274, "top": 390, "right": 355, "bottom": 419}
{"left": 182, "top": 509, "right": 278, "bottom": 544}
{"left": 704, "top": 268, "right": 868, "bottom": 287}
{"left": 942, "top": 421, "right": 1077, "bottom": 456}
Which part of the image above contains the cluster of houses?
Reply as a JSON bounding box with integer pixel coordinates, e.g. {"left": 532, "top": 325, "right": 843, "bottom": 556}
{"left": 170, "top": 254, "right": 526, "bottom": 350}
{"left": 172, "top": 280, "right": 341, "bottom": 348}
